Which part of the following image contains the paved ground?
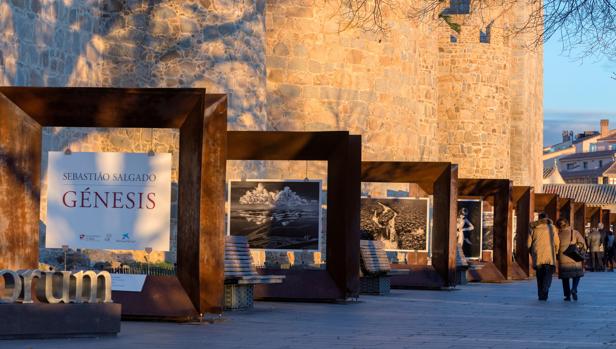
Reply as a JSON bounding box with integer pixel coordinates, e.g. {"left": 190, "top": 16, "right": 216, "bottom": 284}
{"left": 5, "top": 272, "right": 616, "bottom": 349}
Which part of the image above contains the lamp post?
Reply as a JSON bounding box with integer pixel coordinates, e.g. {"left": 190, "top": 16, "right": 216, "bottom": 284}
{"left": 62, "top": 245, "right": 69, "bottom": 271}
{"left": 145, "top": 247, "right": 153, "bottom": 275}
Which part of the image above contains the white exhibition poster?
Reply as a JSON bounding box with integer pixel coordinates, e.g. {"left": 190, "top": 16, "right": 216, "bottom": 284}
{"left": 45, "top": 151, "right": 172, "bottom": 251}
{"left": 110, "top": 274, "right": 147, "bottom": 292}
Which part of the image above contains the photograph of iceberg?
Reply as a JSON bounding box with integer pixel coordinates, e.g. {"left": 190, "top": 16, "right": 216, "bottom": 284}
{"left": 228, "top": 180, "right": 322, "bottom": 250}
{"left": 360, "top": 198, "right": 429, "bottom": 251}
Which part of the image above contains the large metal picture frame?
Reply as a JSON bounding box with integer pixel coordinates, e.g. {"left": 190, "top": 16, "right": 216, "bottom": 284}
{"left": 0, "top": 87, "right": 227, "bottom": 320}
{"left": 227, "top": 131, "right": 361, "bottom": 301}
{"left": 361, "top": 161, "right": 458, "bottom": 288}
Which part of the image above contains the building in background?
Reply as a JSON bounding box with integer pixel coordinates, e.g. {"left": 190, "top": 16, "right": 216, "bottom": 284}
{"left": 544, "top": 183, "right": 616, "bottom": 212}
{"left": 544, "top": 119, "right": 616, "bottom": 184}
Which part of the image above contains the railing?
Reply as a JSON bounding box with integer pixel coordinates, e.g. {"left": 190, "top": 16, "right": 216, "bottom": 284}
{"left": 104, "top": 263, "right": 176, "bottom": 276}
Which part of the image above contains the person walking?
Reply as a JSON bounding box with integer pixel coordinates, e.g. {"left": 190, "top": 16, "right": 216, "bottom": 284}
{"left": 603, "top": 227, "right": 615, "bottom": 272}
{"left": 528, "top": 212, "right": 560, "bottom": 301}
{"left": 589, "top": 226, "right": 603, "bottom": 271}
{"left": 556, "top": 218, "right": 587, "bottom": 301}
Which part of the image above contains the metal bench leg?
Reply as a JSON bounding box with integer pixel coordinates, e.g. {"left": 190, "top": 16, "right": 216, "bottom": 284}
{"left": 224, "top": 284, "right": 254, "bottom": 310}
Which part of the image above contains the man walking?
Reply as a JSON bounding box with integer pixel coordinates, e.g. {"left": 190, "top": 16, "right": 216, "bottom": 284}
{"left": 589, "top": 225, "right": 603, "bottom": 271}
{"left": 603, "top": 224, "right": 615, "bottom": 271}
{"left": 528, "top": 212, "right": 560, "bottom": 301}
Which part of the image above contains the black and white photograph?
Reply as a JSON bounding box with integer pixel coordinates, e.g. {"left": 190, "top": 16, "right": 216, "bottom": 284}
{"left": 360, "top": 197, "right": 429, "bottom": 251}
{"left": 482, "top": 210, "right": 494, "bottom": 251}
{"left": 457, "top": 200, "right": 483, "bottom": 259}
{"left": 228, "top": 180, "right": 321, "bottom": 250}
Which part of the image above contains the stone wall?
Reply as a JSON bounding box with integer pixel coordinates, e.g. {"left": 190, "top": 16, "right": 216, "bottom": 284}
{"left": 436, "top": 15, "right": 513, "bottom": 179}
{"left": 265, "top": 0, "right": 441, "bottom": 162}
{"left": 508, "top": 2, "right": 544, "bottom": 190}
{"left": 0, "top": 0, "right": 267, "bottom": 130}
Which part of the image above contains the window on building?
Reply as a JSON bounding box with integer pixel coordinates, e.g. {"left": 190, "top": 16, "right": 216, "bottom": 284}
{"left": 611, "top": 144, "right": 616, "bottom": 151}
{"left": 599, "top": 160, "right": 603, "bottom": 168}
{"left": 590, "top": 143, "right": 597, "bottom": 152}
{"left": 480, "top": 23, "right": 492, "bottom": 44}
{"left": 583, "top": 161, "right": 588, "bottom": 169}
{"left": 450, "top": 35, "right": 458, "bottom": 43}
{"left": 567, "top": 163, "right": 574, "bottom": 170}
{"left": 447, "top": 0, "right": 471, "bottom": 14}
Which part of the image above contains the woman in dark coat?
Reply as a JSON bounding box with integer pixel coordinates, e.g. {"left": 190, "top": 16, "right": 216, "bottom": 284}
{"left": 556, "top": 218, "right": 587, "bottom": 301}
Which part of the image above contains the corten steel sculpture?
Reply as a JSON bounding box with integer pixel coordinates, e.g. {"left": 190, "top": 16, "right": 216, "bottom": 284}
{"left": 534, "top": 193, "right": 559, "bottom": 222}
{"left": 573, "top": 202, "right": 587, "bottom": 235}
{"left": 227, "top": 131, "right": 361, "bottom": 300}
{"left": 558, "top": 198, "right": 574, "bottom": 228}
{"left": 360, "top": 161, "right": 458, "bottom": 288}
{"left": 458, "top": 179, "right": 513, "bottom": 282}
{"left": 586, "top": 206, "right": 601, "bottom": 227}
{"left": 602, "top": 209, "right": 611, "bottom": 229}
{"left": 0, "top": 87, "right": 227, "bottom": 320}
{"left": 511, "top": 186, "right": 534, "bottom": 279}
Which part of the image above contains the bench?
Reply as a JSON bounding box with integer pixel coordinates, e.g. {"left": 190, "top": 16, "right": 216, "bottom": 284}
{"left": 224, "top": 236, "right": 285, "bottom": 310}
{"left": 359, "top": 240, "right": 393, "bottom": 295}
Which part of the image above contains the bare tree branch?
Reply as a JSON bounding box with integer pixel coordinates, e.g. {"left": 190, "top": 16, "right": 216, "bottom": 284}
{"left": 336, "top": 0, "right": 616, "bottom": 59}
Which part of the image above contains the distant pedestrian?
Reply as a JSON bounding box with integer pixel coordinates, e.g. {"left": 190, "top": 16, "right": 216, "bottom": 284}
{"left": 589, "top": 226, "right": 603, "bottom": 271}
{"left": 528, "top": 212, "right": 560, "bottom": 301}
{"left": 556, "top": 218, "right": 587, "bottom": 301}
{"left": 603, "top": 228, "right": 615, "bottom": 272}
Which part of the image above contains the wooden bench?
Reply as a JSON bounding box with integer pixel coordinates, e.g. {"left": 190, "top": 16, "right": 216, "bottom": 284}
{"left": 224, "top": 236, "right": 285, "bottom": 310}
{"left": 359, "top": 240, "right": 393, "bottom": 295}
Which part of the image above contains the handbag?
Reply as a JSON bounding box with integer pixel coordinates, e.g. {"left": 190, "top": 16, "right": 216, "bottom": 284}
{"left": 563, "top": 229, "right": 585, "bottom": 262}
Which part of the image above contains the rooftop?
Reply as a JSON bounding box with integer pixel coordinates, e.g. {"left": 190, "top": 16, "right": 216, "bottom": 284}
{"left": 559, "top": 149, "right": 616, "bottom": 161}
{"left": 559, "top": 162, "right": 613, "bottom": 181}
{"left": 543, "top": 183, "right": 616, "bottom": 205}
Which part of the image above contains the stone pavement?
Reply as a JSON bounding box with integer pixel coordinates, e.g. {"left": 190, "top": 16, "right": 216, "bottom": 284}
{"left": 4, "top": 272, "right": 616, "bottom": 349}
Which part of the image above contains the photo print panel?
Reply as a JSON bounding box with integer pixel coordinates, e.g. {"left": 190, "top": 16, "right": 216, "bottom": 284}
{"left": 457, "top": 200, "right": 483, "bottom": 259}
{"left": 360, "top": 197, "right": 429, "bottom": 251}
{"left": 228, "top": 180, "right": 322, "bottom": 250}
{"left": 482, "top": 209, "right": 494, "bottom": 251}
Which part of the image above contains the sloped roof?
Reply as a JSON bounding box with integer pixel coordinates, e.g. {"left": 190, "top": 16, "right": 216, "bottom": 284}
{"left": 573, "top": 132, "right": 600, "bottom": 144}
{"left": 543, "top": 184, "right": 616, "bottom": 206}
{"left": 543, "top": 165, "right": 566, "bottom": 184}
{"left": 603, "top": 162, "right": 616, "bottom": 175}
{"left": 597, "top": 130, "right": 616, "bottom": 141}
{"left": 560, "top": 150, "right": 616, "bottom": 161}
{"left": 560, "top": 162, "right": 613, "bottom": 181}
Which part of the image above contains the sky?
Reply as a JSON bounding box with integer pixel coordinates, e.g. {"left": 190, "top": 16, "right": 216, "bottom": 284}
{"left": 543, "top": 38, "right": 616, "bottom": 146}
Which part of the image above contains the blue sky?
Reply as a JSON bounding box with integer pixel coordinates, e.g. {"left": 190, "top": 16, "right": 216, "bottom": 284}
{"left": 544, "top": 38, "right": 616, "bottom": 146}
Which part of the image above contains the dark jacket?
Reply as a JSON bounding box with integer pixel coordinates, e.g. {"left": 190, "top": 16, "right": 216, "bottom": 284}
{"left": 528, "top": 218, "right": 560, "bottom": 268}
{"left": 557, "top": 227, "right": 587, "bottom": 279}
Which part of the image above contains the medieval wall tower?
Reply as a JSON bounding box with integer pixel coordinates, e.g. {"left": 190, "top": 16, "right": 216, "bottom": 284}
{"left": 0, "top": 0, "right": 543, "bottom": 187}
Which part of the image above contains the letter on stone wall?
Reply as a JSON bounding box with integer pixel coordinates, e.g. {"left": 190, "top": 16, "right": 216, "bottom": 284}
{"left": 18, "top": 269, "right": 41, "bottom": 303}
{"left": 38, "top": 271, "right": 71, "bottom": 303}
{"left": 0, "top": 270, "right": 22, "bottom": 303}
{"left": 71, "top": 271, "right": 112, "bottom": 303}
{"left": 0, "top": 269, "right": 112, "bottom": 304}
